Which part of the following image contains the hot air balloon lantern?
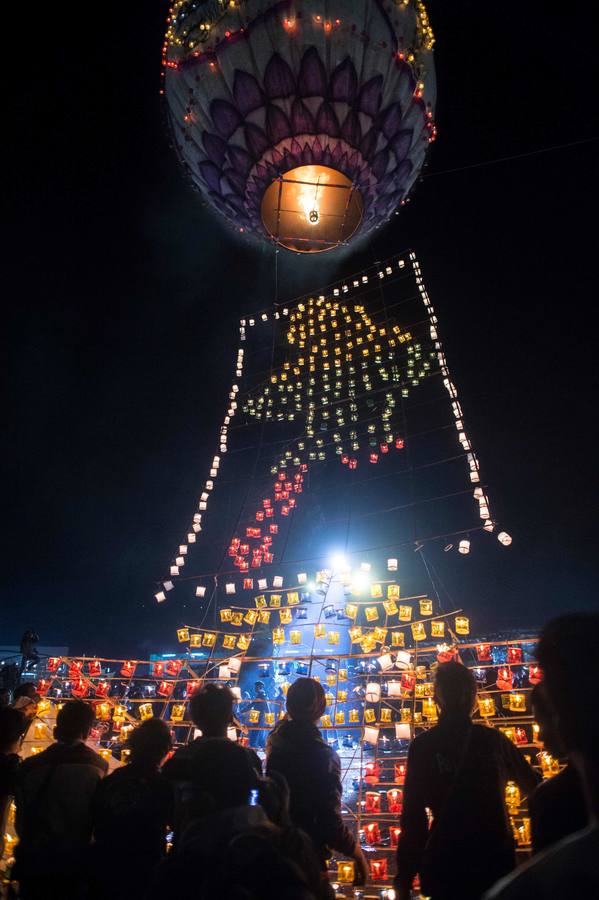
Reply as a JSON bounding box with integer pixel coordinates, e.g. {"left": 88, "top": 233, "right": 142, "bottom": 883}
{"left": 163, "top": 0, "right": 436, "bottom": 252}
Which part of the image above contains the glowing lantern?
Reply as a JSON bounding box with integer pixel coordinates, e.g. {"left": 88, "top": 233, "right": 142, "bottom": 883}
{"left": 509, "top": 693, "right": 527, "bottom": 713}
{"left": 497, "top": 666, "right": 513, "bottom": 691}
{"left": 272, "top": 627, "right": 285, "bottom": 645}
{"left": 431, "top": 621, "right": 445, "bottom": 638}
{"left": 185, "top": 680, "right": 200, "bottom": 697}
{"left": 455, "top": 616, "right": 469, "bottom": 635}
{"left": 248, "top": 709, "right": 261, "bottom": 724}
{"left": 237, "top": 634, "right": 251, "bottom": 650}
{"left": 244, "top": 609, "right": 258, "bottom": 625}
{"left": 370, "top": 859, "right": 388, "bottom": 881}
{"left": 139, "top": 703, "right": 153, "bottom": 721}
{"left": 365, "top": 822, "right": 380, "bottom": 845}
{"left": 289, "top": 629, "right": 302, "bottom": 645}
{"left": 422, "top": 698, "right": 438, "bottom": 721}
{"left": 478, "top": 696, "right": 496, "bottom": 718}
{"left": 94, "top": 680, "right": 110, "bottom": 699}
{"left": 177, "top": 627, "right": 190, "bottom": 643}
{"left": 279, "top": 608, "right": 293, "bottom": 624}
{"left": 387, "top": 789, "right": 402, "bottom": 813}
{"left": 370, "top": 583, "right": 383, "bottom": 598}
{"left": 538, "top": 751, "right": 560, "bottom": 778}
{"left": 87, "top": 660, "right": 102, "bottom": 677}
{"left": 365, "top": 791, "right": 381, "bottom": 813}
{"left": 366, "top": 682, "right": 381, "bottom": 703}
{"left": 514, "top": 727, "right": 528, "bottom": 745}
{"left": 171, "top": 704, "right": 186, "bottom": 723}
{"left": 165, "top": 659, "right": 183, "bottom": 677}
{"left": 68, "top": 660, "right": 83, "bottom": 680}
{"left": 390, "top": 826, "right": 402, "bottom": 849}
{"left": 365, "top": 606, "right": 379, "bottom": 622}
{"left": 419, "top": 598, "right": 433, "bottom": 616}
{"left": 398, "top": 605, "right": 412, "bottom": 622}
{"left": 515, "top": 818, "right": 531, "bottom": 846}
{"left": 507, "top": 646, "right": 522, "bottom": 664}
{"left": 334, "top": 710, "right": 345, "bottom": 725}
{"left": 47, "top": 657, "right": 61, "bottom": 672}
{"left": 391, "top": 631, "right": 405, "bottom": 647}
{"left": 476, "top": 644, "right": 492, "bottom": 662}
{"left": 258, "top": 609, "right": 271, "bottom": 624}
{"left": 394, "top": 761, "right": 407, "bottom": 784}
{"left": 528, "top": 664, "right": 542, "bottom": 685}
{"left": 336, "top": 861, "right": 355, "bottom": 884}
{"left": 71, "top": 679, "right": 88, "bottom": 699}
{"left": 411, "top": 622, "right": 426, "bottom": 641}
{"left": 152, "top": 662, "right": 165, "bottom": 678}
{"left": 349, "top": 708, "right": 360, "bottom": 723}
{"left": 36, "top": 678, "right": 50, "bottom": 696}
{"left": 345, "top": 604, "right": 358, "bottom": 620}
{"left": 505, "top": 781, "right": 521, "bottom": 814}
{"left": 157, "top": 680, "right": 174, "bottom": 698}
{"left": 189, "top": 633, "right": 202, "bottom": 648}
{"left": 314, "top": 624, "right": 326, "bottom": 638}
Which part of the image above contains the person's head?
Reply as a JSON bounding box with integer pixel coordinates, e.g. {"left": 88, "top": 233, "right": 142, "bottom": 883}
{"left": 13, "top": 683, "right": 38, "bottom": 702}
{"left": 0, "top": 707, "right": 26, "bottom": 754}
{"left": 434, "top": 661, "right": 477, "bottom": 717}
{"left": 285, "top": 677, "right": 326, "bottom": 723}
{"left": 254, "top": 681, "right": 265, "bottom": 693}
{"left": 54, "top": 700, "right": 95, "bottom": 743}
{"left": 188, "top": 737, "right": 258, "bottom": 812}
{"left": 189, "top": 684, "right": 234, "bottom": 736}
{"left": 537, "top": 614, "right": 599, "bottom": 763}
{"left": 128, "top": 718, "right": 172, "bottom": 769}
{"left": 12, "top": 684, "right": 40, "bottom": 720}
{"left": 531, "top": 684, "right": 565, "bottom": 758}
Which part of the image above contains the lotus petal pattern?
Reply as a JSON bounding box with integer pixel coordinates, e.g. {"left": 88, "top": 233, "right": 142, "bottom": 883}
{"left": 164, "top": 0, "right": 436, "bottom": 249}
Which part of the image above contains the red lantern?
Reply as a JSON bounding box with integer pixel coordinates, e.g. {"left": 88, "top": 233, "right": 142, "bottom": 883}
{"left": 37, "top": 678, "right": 50, "bottom": 696}
{"left": 387, "top": 789, "right": 402, "bottom": 813}
{"left": 94, "top": 680, "right": 110, "bottom": 698}
{"left": 87, "top": 660, "right": 102, "bottom": 677}
{"left": 364, "top": 822, "right": 380, "bottom": 845}
{"left": 365, "top": 791, "right": 381, "bottom": 813}
{"left": 401, "top": 672, "right": 415, "bottom": 693}
{"left": 121, "top": 661, "right": 136, "bottom": 678}
{"left": 528, "top": 664, "right": 542, "bottom": 685}
{"left": 514, "top": 727, "right": 527, "bottom": 745}
{"left": 370, "top": 858, "right": 388, "bottom": 880}
{"left": 390, "top": 826, "right": 402, "bottom": 849}
{"left": 436, "top": 646, "right": 455, "bottom": 663}
{"left": 369, "top": 452, "right": 379, "bottom": 464}
{"left": 255, "top": 510, "right": 265, "bottom": 521}
{"left": 239, "top": 543, "right": 250, "bottom": 556}
{"left": 394, "top": 761, "right": 407, "bottom": 784}
{"left": 71, "top": 678, "right": 88, "bottom": 699}
{"left": 68, "top": 660, "right": 83, "bottom": 680}
{"left": 269, "top": 524, "right": 278, "bottom": 534}
{"left": 240, "top": 560, "right": 249, "bottom": 572}
{"left": 47, "top": 657, "right": 61, "bottom": 673}
{"left": 157, "top": 680, "right": 174, "bottom": 698}
{"left": 278, "top": 472, "right": 286, "bottom": 481}
{"left": 300, "top": 464, "right": 308, "bottom": 473}
{"left": 395, "top": 438, "right": 405, "bottom": 450}
{"left": 265, "top": 507, "right": 274, "bottom": 518}
{"left": 165, "top": 659, "right": 182, "bottom": 678}
{"left": 496, "top": 666, "right": 513, "bottom": 691}
{"left": 363, "top": 760, "right": 380, "bottom": 784}
{"left": 185, "top": 680, "right": 200, "bottom": 697}
{"left": 284, "top": 481, "right": 292, "bottom": 491}
{"left": 349, "top": 458, "right": 358, "bottom": 470}
{"left": 476, "top": 643, "right": 492, "bottom": 662}
{"left": 251, "top": 555, "right": 263, "bottom": 568}
{"left": 263, "top": 552, "right": 274, "bottom": 564}
{"left": 243, "top": 578, "right": 254, "bottom": 590}
{"left": 341, "top": 454, "right": 349, "bottom": 465}
{"left": 380, "top": 442, "right": 389, "bottom": 454}
{"left": 281, "top": 506, "right": 290, "bottom": 516}
{"left": 293, "top": 473, "right": 302, "bottom": 483}
{"left": 507, "top": 646, "right": 523, "bottom": 664}
{"left": 152, "top": 662, "right": 165, "bottom": 678}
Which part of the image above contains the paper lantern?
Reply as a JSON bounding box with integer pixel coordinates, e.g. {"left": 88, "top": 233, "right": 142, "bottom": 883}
{"left": 398, "top": 605, "right": 412, "bottom": 622}
{"left": 231, "top": 612, "right": 243, "bottom": 626}
{"left": 314, "top": 624, "right": 326, "bottom": 638}
{"left": 391, "top": 631, "right": 405, "bottom": 647}
{"left": 390, "top": 826, "right": 402, "bottom": 849}
{"left": 165, "top": 659, "right": 183, "bottom": 677}
{"left": 365, "top": 791, "right": 381, "bottom": 813}
{"left": 237, "top": 635, "right": 251, "bottom": 650}
{"left": 139, "top": 703, "right": 153, "bottom": 721}
{"left": 497, "top": 666, "right": 513, "bottom": 691}
{"left": 507, "top": 646, "right": 523, "bottom": 664}
{"left": 387, "top": 558, "right": 398, "bottom": 571}
{"left": 411, "top": 622, "right": 427, "bottom": 641}
{"left": 395, "top": 722, "right": 411, "bottom": 740}
{"left": 498, "top": 531, "right": 512, "bottom": 546}
{"left": 157, "top": 680, "right": 174, "bottom": 698}
{"left": 177, "top": 627, "right": 190, "bottom": 643}
{"left": 394, "top": 761, "right": 407, "bottom": 784}
{"left": 202, "top": 633, "right": 217, "bottom": 648}
{"left": 36, "top": 678, "right": 50, "bottom": 696}
{"left": 269, "top": 595, "right": 282, "bottom": 608}
{"left": 94, "top": 680, "right": 110, "bottom": 699}
{"left": 478, "top": 696, "right": 496, "bottom": 718}
{"left": 334, "top": 711, "right": 345, "bottom": 725}
{"left": 47, "top": 656, "right": 61, "bottom": 673}
{"left": 455, "top": 616, "right": 470, "bottom": 635}
{"left": 345, "top": 603, "right": 359, "bottom": 620}
{"left": 258, "top": 609, "right": 271, "bottom": 624}
{"left": 189, "top": 633, "right": 202, "bottom": 648}
{"left": 365, "top": 682, "right": 381, "bottom": 703}
{"left": 476, "top": 643, "right": 492, "bottom": 662}
{"left": 431, "top": 621, "right": 445, "bottom": 638}
{"left": 349, "top": 708, "right": 360, "bottom": 723}
{"left": 87, "top": 660, "right": 102, "bottom": 677}
{"left": 365, "top": 606, "right": 379, "bottom": 622}
{"left": 364, "top": 822, "right": 381, "bottom": 845}
{"left": 272, "top": 627, "right": 285, "bottom": 645}
{"left": 370, "top": 583, "right": 383, "bottom": 599}
{"left": 248, "top": 709, "right": 261, "bottom": 724}
{"left": 336, "top": 861, "right": 355, "bottom": 884}
{"left": 419, "top": 598, "right": 433, "bottom": 616}
{"left": 279, "top": 608, "right": 293, "bottom": 624}
{"left": 71, "top": 679, "right": 88, "bottom": 699}
{"left": 387, "top": 788, "right": 402, "bottom": 814}
{"left": 370, "top": 858, "right": 388, "bottom": 881}
{"left": 171, "top": 704, "right": 186, "bottom": 723}
{"left": 289, "top": 629, "right": 302, "bottom": 645}
{"left": 387, "top": 584, "right": 401, "bottom": 601}
{"left": 509, "top": 693, "right": 527, "bottom": 713}
{"left": 514, "top": 727, "right": 528, "bottom": 745}
{"left": 528, "top": 664, "right": 542, "bottom": 685}
{"left": 195, "top": 585, "right": 206, "bottom": 598}
{"left": 458, "top": 539, "right": 470, "bottom": 555}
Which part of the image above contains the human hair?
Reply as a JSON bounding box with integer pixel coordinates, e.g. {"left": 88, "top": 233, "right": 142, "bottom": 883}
{"left": 54, "top": 700, "right": 95, "bottom": 743}
{"left": 187, "top": 737, "right": 258, "bottom": 811}
{"left": 128, "top": 718, "right": 172, "bottom": 768}
{"left": 0, "top": 707, "right": 26, "bottom": 753}
{"left": 13, "top": 683, "right": 38, "bottom": 702}
{"left": 189, "top": 683, "right": 233, "bottom": 735}
{"left": 434, "top": 661, "right": 477, "bottom": 716}
{"left": 537, "top": 614, "right": 599, "bottom": 760}
{"left": 285, "top": 677, "right": 326, "bottom": 722}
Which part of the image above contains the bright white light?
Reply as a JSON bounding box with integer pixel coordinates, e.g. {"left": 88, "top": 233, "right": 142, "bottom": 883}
{"left": 351, "top": 571, "right": 370, "bottom": 592}
{"left": 330, "top": 553, "right": 348, "bottom": 571}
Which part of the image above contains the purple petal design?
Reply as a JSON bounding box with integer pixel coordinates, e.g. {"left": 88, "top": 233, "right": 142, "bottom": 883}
{"left": 360, "top": 128, "right": 378, "bottom": 160}
{"left": 291, "top": 99, "right": 315, "bottom": 134}
{"left": 348, "top": 150, "right": 361, "bottom": 170}
{"left": 298, "top": 47, "right": 327, "bottom": 97}
{"left": 379, "top": 102, "right": 404, "bottom": 139}
{"left": 264, "top": 54, "right": 296, "bottom": 99}
{"left": 227, "top": 145, "right": 254, "bottom": 175}
{"left": 198, "top": 160, "right": 222, "bottom": 192}
{"left": 357, "top": 75, "right": 383, "bottom": 117}
{"left": 372, "top": 149, "right": 390, "bottom": 180}
{"left": 330, "top": 58, "right": 357, "bottom": 104}
{"left": 203, "top": 132, "right": 228, "bottom": 166}
{"left": 390, "top": 129, "right": 413, "bottom": 162}
{"left": 312, "top": 137, "right": 323, "bottom": 161}
{"left": 210, "top": 99, "right": 241, "bottom": 139}
{"left": 233, "top": 70, "right": 264, "bottom": 116}
{"left": 266, "top": 105, "right": 291, "bottom": 144}
{"left": 244, "top": 123, "right": 270, "bottom": 159}
{"left": 331, "top": 142, "right": 344, "bottom": 167}
{"left": 315, "top": 102, "right": 340, "bottom": 137}
{"left": 322, "top": 146, "right": 332, "bottom": 167}
{"left": 301, "top": 142, "right": 314, "bottom": 165}
{"left": 223, "top": 168, "right": 248, "bottom": 196}
{"left": 341, "top": 110, "right": 362, "bottom": 147}
{"left": 395, "top": 159, "right": 413, "bottom": 186}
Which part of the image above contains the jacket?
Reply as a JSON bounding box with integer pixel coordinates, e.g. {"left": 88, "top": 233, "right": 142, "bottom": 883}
{"left": 266, "top": 718, "right": 355, "bottom": 863}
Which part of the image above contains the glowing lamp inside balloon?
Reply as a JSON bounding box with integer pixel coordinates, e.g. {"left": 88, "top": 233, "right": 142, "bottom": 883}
{"left": 261, "top": 165, "right": 363, "bottom": 253}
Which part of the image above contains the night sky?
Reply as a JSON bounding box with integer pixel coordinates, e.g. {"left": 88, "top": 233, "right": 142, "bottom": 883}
{"left": 5, "top": 1, "right": 598, "bottom": 657}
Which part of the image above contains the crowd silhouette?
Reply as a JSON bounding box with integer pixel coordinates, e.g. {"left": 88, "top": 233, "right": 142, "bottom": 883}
{"left": 0, "top": 613, "right": 597, "bottom": 899}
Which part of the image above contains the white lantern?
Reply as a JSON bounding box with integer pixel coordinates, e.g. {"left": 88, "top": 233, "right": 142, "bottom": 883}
{"left": 297, "top": 573, "right": 307, "bottom": 585}
{"left": 258, "top": 578, "right": 268, "bottom": 590}
{"left": 187, "top": 533, "right": 196, "bottom": 543}
{"left": 170, "top": 565, "right": 179, "bottom": 576}
{"left": 458, "top": 539, "right": 470, "bottom": 555}
{"left": 228, "top": 657, "right": 242, "bottom": 674}
{"left": 227, "top": 726, "right": 238, "bottom": 741}
{"left": 378, "top": 654, "right": 394, "bottom": 671}
{"left": 163, "top": 581, "right": 174, "bottom": 591}
{"left": 387, "top": 558, "right": 398, "bottom": 571}
{"left": 179, "top": 545, "right": 188, "bottom": 555}
{"left": 365, "top": 682, "right": 381, "bottom": 703}
{"left": 387, "top": 680, "right": 402, "bottom": 698}
{"left": 363, "top": 726, "right": 380, "bottom": 745}
{"left": 192, "top": 523, "right": 201, "bottom": 533}
{"left": 225, "top": 583, "right": 236, "bottom": 595}
{"left": 195, "top": 586, "right": 206, "bottom": 598}
{"left": 176, "top": 556, "right": 185, "bottom": 567}
{"left": 155, "top": 591, "right": 166, "bottom": 603}
{"left": 395, "top": 651, "right": 411, "bottom": 671}
{"left": 199, "top": 501, "right": 207, "bottom": 511}
{"left": 483, "top": 520, "right": 494, "bottom": 533}
{"left": 218, "top": 665, "right": 231, "bottom": 679}
{"left": 498, "top": 531, "right": 512, "bottom": 546}
{"left": 395, "top": 723, "right": 411, "bottom": 740}
{"left": 273, "top": 576, "right": 283, "bottom": 588}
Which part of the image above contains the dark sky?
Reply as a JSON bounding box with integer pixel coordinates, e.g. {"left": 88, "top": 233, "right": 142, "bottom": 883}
{"left": 5, "top": 1, "right": 598, "bottom": 657}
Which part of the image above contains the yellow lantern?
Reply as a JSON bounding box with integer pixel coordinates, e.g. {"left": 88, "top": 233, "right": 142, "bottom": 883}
{"left": 349, "top": 626, "right": 363, "bottom": 642}
{"left": 349, "top": 708, "right": 360, "bottom": 723}
{"left": 478, "top": 696, "right": 496, "bottom": 718}
{"left": 237, "top": 634, "right": 251, "bottom": 650}
{"left": 99, "top": 749, "right": 112, "bottom": 763}
{"left": 327, "top": 631, "right": 340, "bottom": 645}
{"left": 335, "top": 710, "right": 345, "bottom": 725}
{"left": 230, "top": 612, "right": 243, "bottom": 626}
{"left": 280, "top": 681, "right": 291, "bottom": 696}
{"left": 289, "top": 629, "right": 302, "bottom": 645}
{"left": 413, "top": 711, "right": 423, "bottom": 724}
{"left": 516, "top": 818, "right": 531, "bottom": 846}
{"left": 203, "top": 632, "right": 216, "bottom": 647}
{"left": 338, "top": 669, "right": 347, "bottom": 681}
{"left": 423, "top": 682, "right": 434, "bottom": 697}
{"left": 320, "top": 714, "right": 332, "bottom": 727}
{"left": 96, "top": 703, "right": 111, "bottom": 722}
{"left": 114, "top": 705, "right": 127, "bottom": 721}
{"left": 399, "top": 605, "right": 412, "bottom": 622}
{"left": 414, "top": 684, "right": 425, "bottom": 699}
{"left": 419, "top": 598, "right": 433, "bottom": 616}
{"left": 364, "top": 708, "right": 376, "bottom": 723}
{"left": 401, "top": 707, "right": 412, "bottom": 723}
{"left": 391, "top": 631, "right": 405, "bottom": 647}
{"left": 538, "top": 751, "right": 560, "bottom": 778}
{"left": 326, "top": 673, "right": 337, "bottom": 686}
{"left": 431, "top": 621, "right": 445, "bottom": 638}
{"left": 337, "top": 690, "right": 348, "bottom": 702}
{"left": 337, "top": 861, "right": 355, "bottom": 884}
{"left": 455, "top": 616, "right": 470, "bottom": 635}
{"left": 509, "top": 693, "right": 527, "bottom": 713}
{"left": 258, "top": 609, "right": 271, "bottom": 624}
{"left": 171, "top": 704, "right": 185, "bottom": 723}
{"left": 325, "top": 692, "right": 334, "bottom": 706}
{"left": 361, "top": 635, "right": 376, "bottom": 653}
{"left": 254, "top": 595, "right": 266, "bottom": 608}
{"left": 220, "top": 608, "right": 233, "bottom": 622}
{"left": 222, "top": 634, "right": 237, "bottom": 650}
{"left": 383, "top": 599, "right": 398, "bottom": 615}
{"left": 373, "top": 627, "right": 387, "bottom": 644}
{"left": 380, "top": 707, "right": 392, "bottom": 723}
{"left": 272, "top": 627, "right": 285, "bottom": 645}
{"left": 248, "top": 709, "right": 260, "bottom": 724}
{"left": 501, "top": 727, "right": 516, "bottom": 744}
{"left": 345, "top": 603, "right": 359, "bottom": 620}
{"left": 264, "top": 712, "right": 275, "bottom": 726}
{"left": 190, "top": 633, "right": 202, "bottom": 648}
{"left": 139, "top": 703, "right": 153, "bottom": 721}
{"left": 411, "top": 622, "right": 426, "bottom": 641}
{"left": 505, "top": 781, "right": 521, "bottom": 814}
{"left": 314, "top": 624, "right": 326, "bottom": 638}
{"left": 370, "top": 583, "right": 383, "bottom": 599}
{"left": 415, "top": 665, "right": 427, "bottom": 679}
{"left": 287, "top": 591, "right": 300, "bottom": 605}
{"left": 177, "top": 627, "right": 190, "bottom": 643}
{"left": 387, "top": 584, "right": 400, "bottom": 601}
{"left": 243, "top": 609, "right": 258, "bottom": 625}
{"left": 365, "top": 606, "right": 379, "bottom": 622}
{"left": 422, "top": 698, "right": 438, "bottom": 721}
{"left": 269, "top": 594, "right": 282, "bottom": 608}
{"left": 279, "top": 608, "right": 292, "bottom": 624}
